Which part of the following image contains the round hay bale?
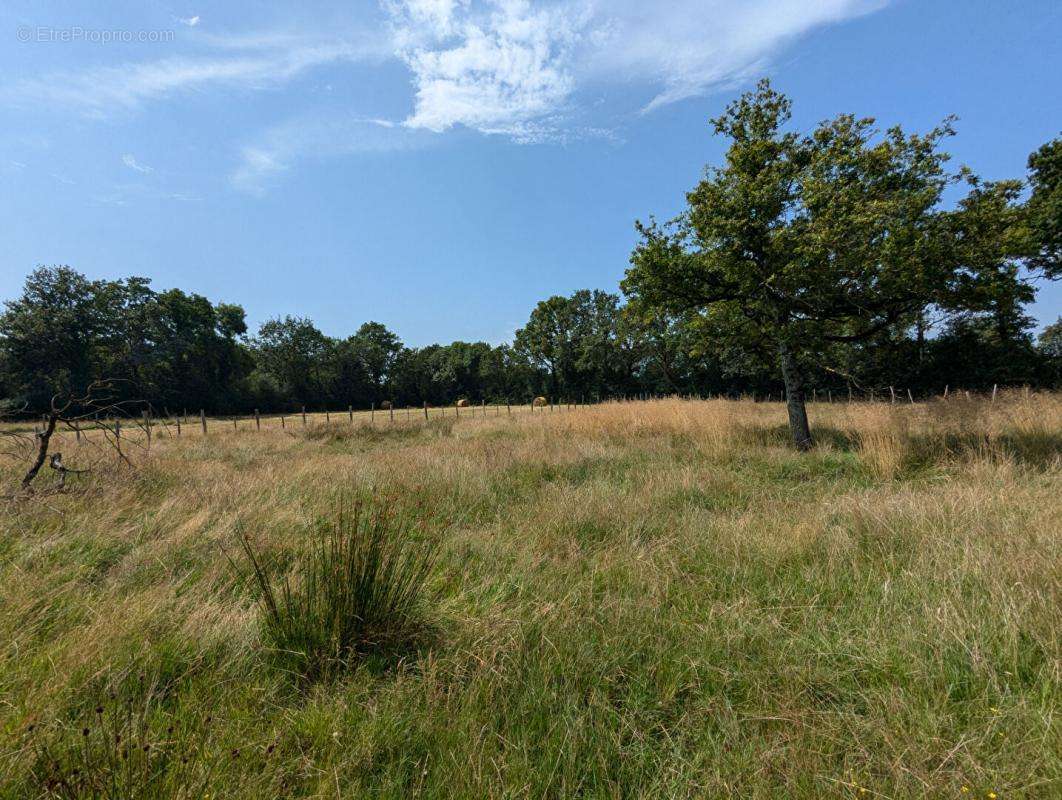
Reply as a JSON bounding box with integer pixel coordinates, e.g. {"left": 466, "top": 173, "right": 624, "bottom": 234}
{"left": 456, "top": 398, "right": 470, "bottom": 408}
{"left": 532, "top": 396, "right": 548, "bottom": 407}
{"left": 379, "top": 400, "right": 392, "bottom": 410}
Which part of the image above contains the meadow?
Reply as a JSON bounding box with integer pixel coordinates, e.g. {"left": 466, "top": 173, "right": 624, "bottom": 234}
{"left": 0, "top": 395, "right": 1059, "bottom": 798}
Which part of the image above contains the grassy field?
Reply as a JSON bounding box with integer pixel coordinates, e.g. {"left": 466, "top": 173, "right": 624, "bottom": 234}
{"left": 1, "top": 396, "right": 1059, "bottom": 798}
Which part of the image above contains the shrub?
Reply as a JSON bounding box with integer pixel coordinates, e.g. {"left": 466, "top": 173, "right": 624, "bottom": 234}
{"left": 235, "top": 499, "right": 437, "bottom": 681}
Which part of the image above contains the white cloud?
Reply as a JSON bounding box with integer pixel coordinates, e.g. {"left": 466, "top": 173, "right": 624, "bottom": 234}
{"left": 386, "top": 0, "right": 888, "bottom": 136}
{"left": 389, "top": 0, "right": 582, "bottom": 137}
{"left": 231, "top": 115, "right": 431, "bottom": 194}
{"left": 586, "top": 0, "right": 888, "bottom": 112}
{"left": 2, "top": 1, "right": 893, "bottom": 195}
{"left": 121, "top": 154, "right": 153, "bottom": 173}
{"left": 2, "top": 33, "right": 385, "bottom": 116}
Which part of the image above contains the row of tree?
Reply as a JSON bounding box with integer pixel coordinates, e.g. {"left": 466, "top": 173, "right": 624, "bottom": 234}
{"left": 2, "top": 264, "right": 1058, "bottom": 418}
{"left": 1, "top": 81, "right": 1059, "bottom": 435}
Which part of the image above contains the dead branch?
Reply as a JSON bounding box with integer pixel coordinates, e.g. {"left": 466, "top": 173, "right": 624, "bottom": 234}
{"left": 20, "top": 412, "right": 58, "bottom": 492}
{"left": 48, "top": 452, "right": 89, "bottom": 490}
{"left": 3, "top": 379, "right": 147, "bottom": 498}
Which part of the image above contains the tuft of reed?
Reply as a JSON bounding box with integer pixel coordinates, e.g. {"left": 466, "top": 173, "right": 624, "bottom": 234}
{"left": 233, "top": 498, "right": 437, "bottom": 681}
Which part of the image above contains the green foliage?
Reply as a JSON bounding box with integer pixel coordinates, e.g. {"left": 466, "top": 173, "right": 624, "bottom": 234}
{"left": 1026, "top": 137, "right": 1061, "bottom": 278}
{"left": 254, "top": 316, "right": 334, "bottom": 404}
{"left": 623, "top": 79, "right": 1050, "bottom": 445}
{"left": 0, "top": 266, "right": 249, "bottom": 412}
{"left": 1039, "top": 317, "right": 1062, "bottom": 386}
{"left": 234, "top": 499, "right": 437, "bottom": 681}
{"left": 514, "top": 289, "right": 632, "bottom": 399}
{"left": 349, "top": 321, "right": 402, "bottom": 403}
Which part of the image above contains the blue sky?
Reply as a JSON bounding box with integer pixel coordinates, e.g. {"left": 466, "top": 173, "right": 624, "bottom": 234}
{"left": 1, "top": 0, "right": 1059, "bottom": 346}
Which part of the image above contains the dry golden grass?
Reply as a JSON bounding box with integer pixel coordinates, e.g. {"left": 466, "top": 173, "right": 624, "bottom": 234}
{"left": 0, "top": 394, "right": 1059, "bottom": 798}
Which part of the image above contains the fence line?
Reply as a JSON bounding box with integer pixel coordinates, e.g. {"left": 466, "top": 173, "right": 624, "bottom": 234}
{"left": 6, "top": 386, "right": 1032, "bottom": 447}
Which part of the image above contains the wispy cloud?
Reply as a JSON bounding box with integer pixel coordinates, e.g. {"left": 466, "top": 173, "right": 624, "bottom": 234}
{"left": 178, "top": 15, "right": 201, "bottom": 28}
{"left": 121, "top": 154, "right": 153, "bottom": 173}
{"left": 587, "top": 0, "right": 888, "bottom": 112}
{"left": 2, "top": 33, "right": 386, "bottom": 116}
{"left": 231, "top": 114, "right": 432, "bottom": 194}
{"left": 91, "top": 184, "right": 201, "bottom": 206}
{"left": 386, "top": 0, "right": 889, "bottom": 136}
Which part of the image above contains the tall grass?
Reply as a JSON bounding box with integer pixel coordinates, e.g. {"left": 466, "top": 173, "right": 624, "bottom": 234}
{"left": 24, "top": 675, "right": 222, "bottom": 800}
{"left": 0, "top": 395, "right": 1058, "bottom": 798}
{"left": 234, "top": 499, "right": 437, "bottom": 680}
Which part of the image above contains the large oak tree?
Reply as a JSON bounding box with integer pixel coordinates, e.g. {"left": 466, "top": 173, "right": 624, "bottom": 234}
{"left": 623, "top": 80, "right": 987, "bottom": 449}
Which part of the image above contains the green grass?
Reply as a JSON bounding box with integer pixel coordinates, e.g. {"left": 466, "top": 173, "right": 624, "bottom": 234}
{"left": 232, "top": 498, "right": 437, "bottom": 682}
{"left": 0, "top": 398, "right": 1059, "bottom": 798}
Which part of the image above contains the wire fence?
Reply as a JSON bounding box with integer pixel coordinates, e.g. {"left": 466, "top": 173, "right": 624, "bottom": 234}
{"left": 4, "top": 382, "right": 1025, "bottom": 449}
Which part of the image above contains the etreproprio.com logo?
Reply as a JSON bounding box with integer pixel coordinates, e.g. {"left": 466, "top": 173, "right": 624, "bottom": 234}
{"left": 18, "top": 26, "right": 175, "bottom": 43}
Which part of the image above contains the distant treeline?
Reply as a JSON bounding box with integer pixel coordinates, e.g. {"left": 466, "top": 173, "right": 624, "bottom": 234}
{"left": 0, "top": 265, "right": 1059, "bottom": 416}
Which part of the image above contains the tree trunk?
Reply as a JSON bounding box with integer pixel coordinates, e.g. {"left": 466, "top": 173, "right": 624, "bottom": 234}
{"left": 22, "top": 412, "right": 58, "bottom": 491}
{"left": 915, "top": 309, "right": 926, "bottom": 365}
{"left": 778, "top": 341, "right": 813, "bottom": 451}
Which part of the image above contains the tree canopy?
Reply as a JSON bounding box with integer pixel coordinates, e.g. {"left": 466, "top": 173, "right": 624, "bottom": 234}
{"left": 622, "top": 80, "right": 1051, "bottom": 448}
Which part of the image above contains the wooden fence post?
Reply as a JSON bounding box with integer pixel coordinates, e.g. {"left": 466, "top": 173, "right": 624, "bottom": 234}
{"left": 255, "top": 409, "right": 261, "bottom": 431}
{"left": 348, "top": 405, "right": 353, "bottom": 423}
{"left": 75, "top": 424, "right": 81, "bottom": 443}
{"left": 390, "top": 404, "right": 395, "bottom": 424}
{"left": 455, "top": 401, "right": 460, "bottom": 418}
{"left": 200, "top": 410, "right": 207, "bottom": 435}
{"left": 991, "top": 384, "right": 998, "bottom": 402}
{"left": 943, "top": 385, "right": 949, "bottom": 399}
{"left": 232, "top": 417, "right": 237, "bottom": 432}
{"left": 302, "top": 406, "right": 307, "bottom": 426}
{"left": 423, "top": 401, "right": 429, "bottom": 421}
{"left": 115, "top": 418, "right": 121, "bottom": 439}
{"left": 371, "top": 403, "right": 375, "bottom": 424}
{"left": 281, "top": 415, "right": 286, "bottom": 429}
{"left": 176, "top": 417, "right": 181, "bottom": 436}
{"left": 506, "top": 398, "right": 511, "bottom": 415}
